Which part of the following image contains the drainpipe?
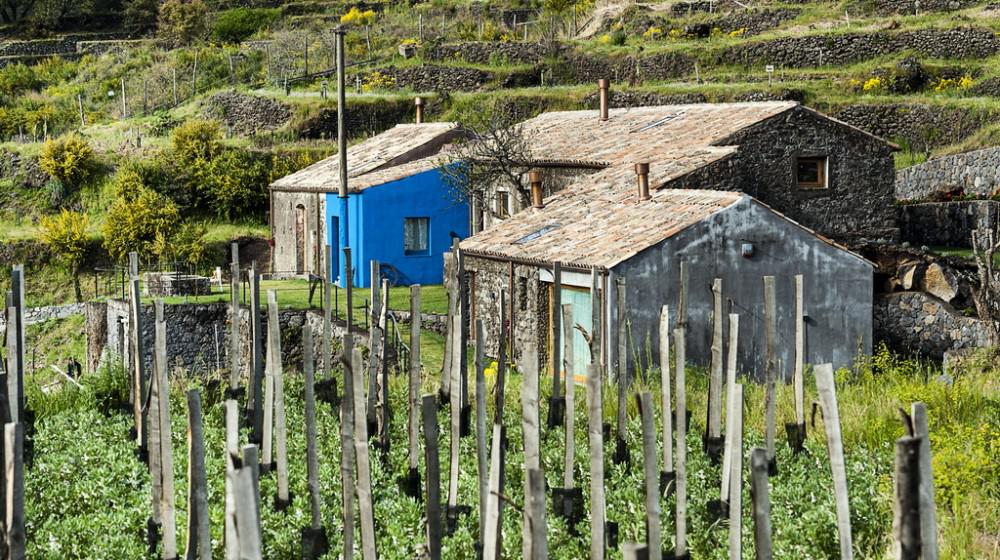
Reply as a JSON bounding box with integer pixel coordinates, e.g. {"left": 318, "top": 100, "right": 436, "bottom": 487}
{"left": 635, "top": 162, "right": 651, "bottom": 201}
{"left": 414, "top": 97, "right": 424, "bottom": 124}
{"left": 598, "top": 79, "right": 610, "bottom": 121}
{"left": 336, "top": 26, "right": 350, "bottom": 288}
{"left": 528, "top": 169, "right": 544, "bottom": 209}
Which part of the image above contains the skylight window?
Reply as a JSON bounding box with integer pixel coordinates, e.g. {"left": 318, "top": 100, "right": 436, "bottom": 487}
{"left": 514, "top": 224, "right": 560, "bottom": 245}
{"left": 634, "top": 110, "right": 686, "bottom": 133}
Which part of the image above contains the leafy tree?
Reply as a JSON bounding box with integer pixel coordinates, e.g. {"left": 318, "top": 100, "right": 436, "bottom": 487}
{"left": 0, "top": 64, "right": 40, "bottom": 97}
{"left": 102, "top": 185, "right": 180, "bottom": 263}
{"left": 171, "top": 118, "right": 221, "bottom": 164}
{"left": 196, "top": 149, "right": 269, "bottom": 220}
{"left": 38, "top": 133, "right": 96, "bottom": 195}
{"left": 123, "top": 0, "right": 159, "bottom": 35}
{"left": 39, "top": 209, "right": 89, "bottom": 302}
{"left": 0, "top": 0, "right": 33, "bottom": 24}
{"left": 157, "top": 0, "right": 208, "bottom": 47}
{"left": 211, "top": 7, "right": 279, "bottom": 44}
{"left": 153, "top": 220, "right": 207, "bottom": 269}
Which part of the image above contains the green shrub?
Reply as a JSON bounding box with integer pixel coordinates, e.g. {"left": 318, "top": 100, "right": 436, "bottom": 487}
{"left": 195, "top": 149, "right": 270, "bottom": 220}
{"left": 158, "top": 0, "right": 209, "bottom": 47}
{"left": 102, "top": 185, "right": 180, "bottom": 262}
{"left": 170, "top": 118, "right": 222, "bottom": 164}
{"left": 0, "top": 63, "right": 39, "bottom": 97}
{"left": 38, "top": 133, "right": 96, "bottom": 192}
{"left": 211, "top": 7, "right": 279, "bottom": 43}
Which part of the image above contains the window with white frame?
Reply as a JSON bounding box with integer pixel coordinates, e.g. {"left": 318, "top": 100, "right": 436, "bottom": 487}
{"left": 404, "top": 217, "right": 430, "bottom": 255}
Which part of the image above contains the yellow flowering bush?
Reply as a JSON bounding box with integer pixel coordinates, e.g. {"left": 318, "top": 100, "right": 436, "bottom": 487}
{"left": 728, "top": 27, "right": 746, "bottom": 38}
{"left": 340, "top": 6, "right": 376, "bottom": 26}
{"left": 362, "top": 71, "right": 396, "bottom": 92}
{"left": 668, "top": 28, "right": 688, "bottom": 41}
{"left": 642, "top": 26, "right": 663, "bottom": 40}
{"left": 862, "top": 76, "right": 885, "bottom": 92}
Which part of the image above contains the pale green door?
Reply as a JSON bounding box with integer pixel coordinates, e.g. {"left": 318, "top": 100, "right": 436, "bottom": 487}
{"left": 557, "top": 287, "right": 593, "bottom": 384}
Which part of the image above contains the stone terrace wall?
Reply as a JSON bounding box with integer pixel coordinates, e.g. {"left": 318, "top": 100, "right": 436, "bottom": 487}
{"left": 874, "top": 291, "right": 989, "bottom": 359}
{"left": 722, "top": 27, "right": 998, "bottom": 68}
{"left": 875, "top": 0, "right": 981, "bottom": 13}
{"left": 426, "top": 42, "right": 551, "bottom": 65}
{"left": 0, "top": 303, "right": 85, "bottom": 331}
{"left": 832, "top": 103, "right": 986, "bottom": 149}
{"left": 203, "top": 92, "right": 292, "bottom": 134}
{"left": 896, "top": 147, "right": 1000, "bottom": 200}
{"left": 899, "top": 201, "right": 1000, "bottom": 247}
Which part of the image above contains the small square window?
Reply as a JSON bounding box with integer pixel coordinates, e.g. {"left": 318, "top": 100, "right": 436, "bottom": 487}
{"left": 404, "top": 217, "right": 430, "bottom": 255}
{"left": 796, "top": 156, "right": 828, "bottom": 189}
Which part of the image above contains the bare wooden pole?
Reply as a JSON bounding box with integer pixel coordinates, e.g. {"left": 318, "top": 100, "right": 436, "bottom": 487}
{"left": 787, "top": 275, "right": 806, "bottom": 453}
{"left": 911, "top": 403, "right": 938, "bottom": 560}
{"left": 638, "top": 392, "right": 661, "bottom": 560}
{"left": 728, "top": 384, "right": 744, "bottom": 560}
{"left": 721, "top": 313, "right": 740, "bottom": 504}
{"left": 659, "top": 305, "right": 674, "bottom": 493}
{"left": 149, "top": 305, "right": 164, "bottom": 546}
{"left": 613, "top": 277, "right": 629, "bottom": 466}
{"left": 815, "top": 363, "right": 853, "bottom": 560}
{"left": 234, "top": 446, "right": 262, "bottom": 559}
{"left": 366, "top": 263, "right": 381, "bottom": 435}
{"left": 457, "top": 240, "right": 470, "bottom": 425}
{"left": 339, "top": 334, "right": 356, "bottom": 560}
{"left": 674, "top": 326, "right": 688, "bottom": 558}
{"left": 528, "top": 468, "right": 548, "bottom": 560}
{"left": 323, "top": 246, "right": 334, "bottom": 382}
{"left": 520, "top": 344, "right": 541, "bottom": 558}
{"left": 446, "top": 314, "right": 463, "bottom": 532}
{"left": 184, "top": 390, "right": 211, "bottom": 559}
{"left": 548, "top": 261, "right": 564, "bottom": 429}
{"left": 402, "top": 285, "right": 422, "bottom": 497}
{"left": 706, "top": 278, "right": 724, "bottom": 462}
{"left": 562, "top": 304, "right": 576, "bottom": 489}
{"left": 351, "top": 345, "right": 377, "bottom": 560}
{"left": 475, "top": 319, "right": 488, "bottom": 548}
{"left": 894, "top": 435, "right": 922, "bottom": 560}
{"left": 303, "top": 324, "right": 322, "bottom": 528}
{"left": 423, "top": 394, "right": 442, "bottom": 560}
{"left": 763, "top": 276, "right": 777, "bottom": 473}
{"left": 153, "top": 301, "right": 177, "bottom": 559}
{"left": 440, "top": 252, "right": 456, "bottom": 402}
{"left": 229, "top": 243, "right": 241, "bottom": 392}
{"left": 262, "top": 292, "right": 278, "bottom": 474}
{"left": 4, "top": 422, "right": 24, "bottom": 560}
{"left": 482, "top": 423, "right": 505, "bottom": 560}
{"left": 750, "top": 448, "right": 772, "bottom": 560}
{"left": 249, "top": 264, "right": 264, "bottom": 444}
{"left": 586, "top": 360, "right": 605, "bottom": 560}
{"left": 127, "top": 254, "right": 147, "bottom": 459}
{"left": 224, "top": 399, "right": 240, "bottom": 560}
{"left": 377, "top": 279, "right": 390, "bottom": 453}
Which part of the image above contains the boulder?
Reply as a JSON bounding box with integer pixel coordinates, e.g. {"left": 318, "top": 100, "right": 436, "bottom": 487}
{"left": 921, "top": 263, "right": 959, "bottom": 303}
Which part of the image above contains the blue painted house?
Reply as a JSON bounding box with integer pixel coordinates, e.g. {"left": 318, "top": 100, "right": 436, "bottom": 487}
{"left": 269, "top": 122, "right": 467, "bottom": 288}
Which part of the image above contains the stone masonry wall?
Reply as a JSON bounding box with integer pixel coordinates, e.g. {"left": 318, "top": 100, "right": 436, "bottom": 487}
{"left": 874, "top": 291, "right": 989, "bottom": 359}
{"left": 899, "top": 201, "right": 1000, "bottom": 248}
{"left": 895, "top": 147, "right": 1000, "bottom": 200}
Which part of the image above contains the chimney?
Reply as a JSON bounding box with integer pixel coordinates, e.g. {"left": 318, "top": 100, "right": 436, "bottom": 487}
{"left": 598, "top": 79, "right": 610, "bottom": 121}
{"left": 635, "top": 162, "right": 651, "bottom": 201}
{"left": 528, "top": 169, "right": 544, "bottom": 209}
{"left": 414, "top": 97, "right": 424, "bottom": 124}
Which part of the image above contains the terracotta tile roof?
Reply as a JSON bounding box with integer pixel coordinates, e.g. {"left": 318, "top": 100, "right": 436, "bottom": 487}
{"left": 270, "top": 122, "right": 459, "bottom": 191}
{"left": 516, "top": 101, "right": 799, "bottom": 166}
{"left": 461, "top": 160, "right": 744, "bottom": 269}
{"left": 346, "top": 154, "right": 444, "bottom": 192}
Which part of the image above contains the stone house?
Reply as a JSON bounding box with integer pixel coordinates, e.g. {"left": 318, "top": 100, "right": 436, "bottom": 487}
{"left": 269, "top": 122, "right": 465, "bottom": 286}
{"left": 473, "top": 100, "right": 898, "bottom": 245}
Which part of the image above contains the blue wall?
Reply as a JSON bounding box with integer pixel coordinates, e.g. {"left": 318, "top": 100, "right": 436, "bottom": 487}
{"left": 326, "top": 168, "right": 468, "bottom": 288}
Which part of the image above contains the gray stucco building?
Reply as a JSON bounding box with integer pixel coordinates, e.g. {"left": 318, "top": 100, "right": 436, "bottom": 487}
{"left": 459, "top": 101, "right": 887, "bottom": 380}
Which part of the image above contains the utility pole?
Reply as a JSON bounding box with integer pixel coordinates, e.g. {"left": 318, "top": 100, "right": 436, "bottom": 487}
{"left": 335, "top": 26, "right": 350, "bottom": 289}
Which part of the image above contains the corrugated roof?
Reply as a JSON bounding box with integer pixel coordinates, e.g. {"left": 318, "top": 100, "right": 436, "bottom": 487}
{"left": 515, "top": 101, "right": 799, "bottom": 166}
{"left": 270, "top": 122, "right": 459, "bottom": 191}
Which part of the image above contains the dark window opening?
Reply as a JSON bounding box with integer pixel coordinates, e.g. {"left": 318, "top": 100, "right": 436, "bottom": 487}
{"left": 496, "top": 191, "right": 511, "bottom": 218}
{"left": 404, "top": 217, "right": 430, "bottom": 255}
{"left": 796, "top": 156, "right": 828, "bottom": 189}
{"left": 518, "top": 277, "right": 528, "bottom": 311}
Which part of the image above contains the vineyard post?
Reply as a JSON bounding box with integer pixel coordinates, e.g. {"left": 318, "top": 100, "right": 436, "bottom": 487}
{"left": 520, "top": 344, "right": 541, "bottom": 557}
{"left": 720, "top": 313, "right": 740, "bottom": 502}
{"left": 482, "top": 423, "right": 505, "bottom": 560}
{"left": 77, "top": 93, "right": 86, "bottom": 126}
{"left": 440, "top": 251, "right": 456, "bottom": 404}
{"left": 750, "top": 447, "right": 772, "bottom": 560}
{"left": 706, "top": 278, "right": 724, "bottom": 463}
{"left": 9, "top": 264, "right": 24, "bottom": 420}
{"left": 229, "top": 244, "right": 240, "bottom": 393}
{"left": 474, "top": 319, "right": 488, "bottom": 547}
{"left": 894, "top": 431, "right": 921, "bottom": 560}
{"left": 301, "top": 324, "right": 329, "bottom": 558}
{"left": 365, "top": 261, "right": 380, "bottom": 436}
{"left": 224, "top": 400, "right": 240, "bottom": 559}
{"left": 554, "top": 303, "right": 582, "bottom": 527}
{"left": 528, "top": 468, "right": 548, "bottom": 559}
{"left": 493, "top": 292, "right": 508, "bottom": 427}
{"left": 911, "top": 403, "right": 938, "bottom": 560}
{"left": 120, "top": 77, "right": 127, "bottom": 118}
{"left": 638, "top": 392, "right": 661, "bottom": 560}
{"left": 678, "top": 261, "right": 688, "bottom": 329}
{"left": 2, "top": 300, "right": 11, "bottom": 530}
{"left": 423, "top": 394, "right": 442, "bottom": 560}
{"left": 184, "top": 390, "right": 211, "bottom": 559}
{"left": 586, "top": 360, "right": 605, "bottom": 560}
{"left": 457, "top": 240, "right": 471, "bottom": 435}
{"left": 128, "top": 253, "right": 147, "bottom": 460}
{"left": 658, "top": 305, "right": 674, "bottom": 494}
{"left": 261, "top": 292, "right": 276, "bottom": 474}
{"left": 339, "top": 333, "right": 356, "bottom": 560}
{"left": 153, "top": 301, "right": 177, "bottom": 559}
{"left": 547, "top": 262, "right": 564, "bottom": 428}
{"left": 246, "top": 445, "right": 263, "bottom": 549}
{"left": 171, "top": 69, "right": 177, "bottom": 107}
{"left": 351, "top": 345, "right": 377, "bottom": 560}
{"left": 235, "top": 445, "right": 262, "bottom": 558}
{"left": 446, "top": 315, "right": 465, "bottom": 533}
{"left": 322, "top": 245, "right": 335, "bottom": 401}
{"left": 786, "top": 275, "right": 806, "bottom": 453}
{"left": 728, "top": 384, "right": 744, "bottom": 560}
{"left": 344, "top": 247, "right": 354, "bottom": 333}
{"left": 4, "top": 422, "right": 24, "bottom": 560}
{"left": 589, "top": 268, "right": 601, "bottom": 386}
{"left": 624, "top": 543, "right": 648, "bottom": 560}
{"left": 271, "top": 292, "right": 290, "bottom": 510}
{"left": 674, "top": 326, "right": 688, "bottom": 559}
{"left": 375, "top": 279, "right": 390, "bottom": 456}
{"left": 613, "top": 277, "right": 629, "bottom": 466}
{"left": 815, "top": 364, "right": 853, "bottom": 560}
{"left": 763, "top": 276, "right": 778, "bottom": 474}
{"left": 249, "top": 263, "right": 263, "bottom": 445}
{"left": 400, "top": 285, "right": 422, "bottom": 498}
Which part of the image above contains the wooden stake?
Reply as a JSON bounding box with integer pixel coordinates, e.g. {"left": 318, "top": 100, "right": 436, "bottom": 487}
{"left": 763, "top": 276, "right": 777, "bottom": 472}
{"left": 475, "top": 319, "right": 488, "bottom": 547}
{"left": 721, "top": 313, "right": 740, "bottom": 503}
{"left": 586, "top": 361, "right": 605, "bottom": 560}
{"left": 562, "top": 304, "right": 576, "bottom": 489}
{"left": 365, "top": 262, "right": 380, "bottom": 431}
{"left": 521, "top": 343, "right": 541, "bottom": 557}
{"left": 4, "top": 422, "right": 24, "bottom": 560}
{"left": 550, "top": 262, "right": 563, "bottom": 405}
{"left": 750, "top": 448, "right": 772, "bottom": 560}
{"left": 262, "top": 291, "right": 278, "bottom": 473}
{"left": 339, "top": 334, "right": 356, "bottom": 560}
{"left": 441, "top": 255, "right": 456, "bottom": 401}
{"left": 637, "top": 392, "right": 661, "bottom": 560}
{"left": 230, "top": 243, "right": 240, "bottom": 392}
{"left": 613, "top": 277, "right": 629, "bottom": 466}
{"left": 457, "top": 240, "right": 470, "bottom": 417}
{"left": 352, "top": 346, "right": 377, "bottom": 560}
{"left": 659, "top": 305, "right": 674, "bottom": 491}
{"left": 224, "top": 400, "right": 240, "bottom": 560}
{"left": 184, "top": 390, "right": 211, "bottom": 559}
{"left": 911, "top": 403, "right": 938, "bottom": 560}
{"left": 728, "top": 384, "right": 744, "bottom": 560}
{"left": 674, "top": 327, "right": 688, "bottom": 558}
{"left": 303, "top": 324, "right": 321, "bottom": 527}
{"left": 482, "top": 423, "right": 504, "bottom": 560}
{"left": 528, "top": 468, "right": 548, "bottom": 560}
{"left": 447, "top": 314, "right": 463, "bottom": 530}
{"left": 708, "top": 279, "right": 724, "bottom": 442}
{"left": 406, "top": 285, "right": 422, "bottom": 493}
{"left": 589, "top": 269, "right": 601, "bottom": 381}
{"left": 235, "top": 446, "right": 262, "bottom": 559}
{"left": 376, "top": 279, "right": 390, "bottom": 452}
{"left": 323, "top": 246, "right": 334, "bottom": 383}
{"left": 154, "top": 302, "right": 177, "bottom": 558}
{"left": 249, "top": 264, "right": 263, "bottom": 444}
{"left": 894, "top": 436, "right": 922, "bottom": 560}
{"left": 423, "top": 394, "right": 442, "bottom": 560}
{"left": 815, "top": 364, "right": 853, "bottom": 560}
{"left": 678, "top": 261, "right": 688, "bottom": 328}
{"left": 793, "top": 275, "right": 805, "bottom": 425}
{"left": 127, "top": 254, "right": 147, "bottom": 458}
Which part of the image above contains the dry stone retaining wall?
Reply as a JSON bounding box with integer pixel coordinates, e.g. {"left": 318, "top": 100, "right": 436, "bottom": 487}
{"left": 899, "top": 201, "right": 1000, "bottom": 248}
{"left": 874, "top": 291, "right": 989, "bottom": 359}
{"left": 895, "top": 147, "right": 1000, "bottom": 200}
{"left": 832, "top": 103, "right": 986, "bottom": 149}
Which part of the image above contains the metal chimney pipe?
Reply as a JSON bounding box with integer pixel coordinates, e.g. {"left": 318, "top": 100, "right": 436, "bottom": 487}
{"left": 636, "top": 162, "right": 651, "bottom": 201}
{"left": 598, "top": 79, "right": 610, "bottom": 121}
{"left": 528, "top": 169, "right": 544, "bottom": 209}
{"left": 414, "top": 97, "right": 424, "bottom": 124}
